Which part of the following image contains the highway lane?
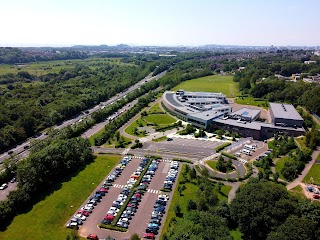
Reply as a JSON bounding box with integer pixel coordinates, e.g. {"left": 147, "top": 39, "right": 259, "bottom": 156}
{"left": 0, "top": 71, "right": 166, "bottom": 164}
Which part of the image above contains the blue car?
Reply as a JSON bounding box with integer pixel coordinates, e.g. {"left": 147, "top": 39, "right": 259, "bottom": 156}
{"left": 148, "top": 223, "right": 159, "bottom": 230}
{"left": 154, "top": 206, "right": 165, "bottom": 213}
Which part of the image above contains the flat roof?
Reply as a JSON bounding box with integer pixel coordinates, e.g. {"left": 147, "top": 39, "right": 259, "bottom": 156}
{"left": 183, "top": 91, "right": 225, "bottom": 97}
{"left": 269, "top": 102, "right": 303, "bottom": 121}
{"left": 230, "top": 107, "right": 261, "bottom": 119}
{"left": 164, "top": 92, "right": 183, "bottom": 107}
{"left": 188, "top": 111, "right": 224, "bottom": 121}
{"left": 186, "top": 98, "right": 223, "bottom": 103}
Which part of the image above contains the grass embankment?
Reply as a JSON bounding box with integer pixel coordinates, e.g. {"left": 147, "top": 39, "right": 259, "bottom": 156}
{"left": 88, "top": 128, "right": 132, "bottom": 147}
{"left": 0, "top": 155, "right": 120, "bottom": 240}
{"left": 275, "top": 156, "right": 290, "bottom": 180}
{"left": 171, "top": 75, "right": 238, "bottom": 98}
{"left": 303, "top": 153, "right": 320, "bottom": 185}
{"left": 235, "top": 96, "right": 269, "bottom": 109}
{"left": 152, "top": 136, "right": 167, "bottom": 142}
{"left": 161, "top": 164, "right": 232, "bottom": 238}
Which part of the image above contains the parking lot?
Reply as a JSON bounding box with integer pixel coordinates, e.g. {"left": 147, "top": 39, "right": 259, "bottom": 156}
{"left": 71, "top": 156, "right": 179, "bottom": 239}
{"left": 143, "top": 137, "right": 224, "bottom": 157}
{"left": 228, "top": 140, "right": 268, "bottom": 162}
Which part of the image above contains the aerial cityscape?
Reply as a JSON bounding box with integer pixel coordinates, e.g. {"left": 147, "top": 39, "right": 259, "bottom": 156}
{"left": 0, "top": 1, "right": 320, "bottom": 240}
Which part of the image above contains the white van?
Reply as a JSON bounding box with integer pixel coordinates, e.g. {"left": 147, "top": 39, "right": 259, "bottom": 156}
{"left": 244, "top": 144, "right": 255, "bottom": 151}
{"left": 241, "top": 149, "right": 251, "bottom": 155}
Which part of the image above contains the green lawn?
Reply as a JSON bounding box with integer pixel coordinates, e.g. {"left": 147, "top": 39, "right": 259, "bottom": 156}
{"left": 275, "top": 156, "right": 290, "bottom": 180}
{"left": 124, "top": 119, "right": 147, "bottom": 137}
{"left": 147, "top": 102, "right": 163, "bottom": 113}
{"left": 171, "top": 75, "right": 238, "bottom": 97}
{"left": 235, "top": 96, "right": 269, "bottom": 109}
{"left": 303, "top": 154, "right": 320, "bottom": 185}
{"left": 161, "top": 164, "right": 232, "bottom": 238}
{"left": 289, "top": 185, "right": 307, "bottom": 199}
{"left": 152, "top": 136, "right": 167, "bottom": 142}
{"left": 206, "top": 160, "right": 235, "bottom": 174}
{"left": 0, "top": 155, "right": 120, "bottom": 240}
{"left": 103, "top": 136, "right": 132, "bottom": 148}
{"left": 144, "top": 114, "right": 176, "bottom": 125}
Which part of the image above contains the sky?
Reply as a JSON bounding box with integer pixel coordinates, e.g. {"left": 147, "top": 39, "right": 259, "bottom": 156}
{"left": 0, "top": 0, "right": 319, "bottom": 47}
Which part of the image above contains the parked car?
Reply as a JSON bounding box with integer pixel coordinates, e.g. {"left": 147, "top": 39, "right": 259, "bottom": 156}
{"left": 67, "top": 222, "right": 78, "bottom": 229}
{"left": 0, "top": 183, "right": 8, "bottom": 190}
{"left": 146, "top": 227, "right": 158, "bottom": 234}
{"left": 143, "top": 233, "right": 155, "bottom": 239}
{"left": 87, "top": 234, "right": 99, "bottom": 240}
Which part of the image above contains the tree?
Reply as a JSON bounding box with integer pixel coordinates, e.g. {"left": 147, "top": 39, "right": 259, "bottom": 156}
{"left": 189, "top": 167, "right": 197, "bottom": 179}
{"left": 174, "top": 204, "right": 181, "bottom": 217}
{"left": 130, "top": 233, "right": 141, "bottom": 240}
{"left": 187, "top": 199, "right": 197, "bottom": 211}
{"left": 267, "top": 215, "right": 317, "bottom": 240}
{"left": 230, "top": 181, "right": 297, "bottom": 239}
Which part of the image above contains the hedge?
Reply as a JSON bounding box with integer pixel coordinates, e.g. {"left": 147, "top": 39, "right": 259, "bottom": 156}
{"left": 215, "top": 142, "right": 231, "bottom": 153}
{"left": 99, "top": 224, "right": 127, "bottom": 232}
{"left": 172, "top": 158, "right": 193, "bottom": 164}
{"left": 221, "top": 152, "right": 237, "bottom": 160}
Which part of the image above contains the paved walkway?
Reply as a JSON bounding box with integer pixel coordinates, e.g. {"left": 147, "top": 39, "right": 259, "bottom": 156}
{"left": 287, "top": 147, "right": 320, "bottom": 190}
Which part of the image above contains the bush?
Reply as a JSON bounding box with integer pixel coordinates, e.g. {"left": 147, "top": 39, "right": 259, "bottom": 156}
{"left": 98, "top": 224, "right": 127, "bottom": 232}
{"left": 216, "top": 142, "right": 231, "bottom": 152}
{"left": 221, "top": 152, "right": 237, "bottom": 160}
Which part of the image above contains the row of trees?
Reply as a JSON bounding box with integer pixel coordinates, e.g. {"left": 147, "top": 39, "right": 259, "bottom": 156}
{"left": 0, "top": 137, "right": 93, "bottom": 227}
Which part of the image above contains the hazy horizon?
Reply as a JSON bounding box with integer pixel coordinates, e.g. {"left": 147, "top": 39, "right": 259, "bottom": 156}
{"left": 1, "top": 0, "right": 319, "bottom": 47}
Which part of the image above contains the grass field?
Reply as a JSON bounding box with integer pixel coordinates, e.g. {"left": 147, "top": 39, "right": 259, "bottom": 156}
{"left": 303, "top": 153, "right": 320, "bottom": 185}
{"left": 171, "top": 75, "right": 238, "bottom": 97}
{"left": 104, "top": 136, "right": 132, "bottom": 148}
{"left": 0, "top": 58, "right": 126, "bottom": 76}
{"left": 124, "top": 119, "right": 147, "bottom": 137}
{"left": 161, "top": 164, "right": 232, "bottom": 238}
{"left": 235, "top": 96, "right": 269, "bottom": 109}
{"left": 289, "top": 185, "right": 307, "bottom": 199}
{"left": 275, "top": 156, "right": 290, "bottom": 180}
{"left": 144, "top": 114, "right": 176, "bottom": 125}
{"left": 0, "top": 155, "right": 120, "bottom": 240}
{"left": 148, "top": 102, "right": 163, "bottom": 113}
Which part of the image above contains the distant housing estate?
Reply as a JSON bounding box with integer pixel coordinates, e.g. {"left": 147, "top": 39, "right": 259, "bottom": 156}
{"left": 162, "top": 90, "right": 305, "bottom": 140}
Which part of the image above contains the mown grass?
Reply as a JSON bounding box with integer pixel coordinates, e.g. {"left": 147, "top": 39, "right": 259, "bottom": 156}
{"left": 124, "top": 119, "right": 146, "bottom": 137}
{"left": 171, "top": 75, "right": 238, "bottom": 97}
{"left": 289, "top": 185, "right": 307, "bottom": 199}
{"left": 303, "top": 154, "right": 320, "bottom": 185}
{"left": 235, "top": 96, "right": 269, "bottom": 109}
{"left": 148, "top": 102, "right": 163, "bottom": 113}
{"left": 144, "top": 114, "right": 176, "bottom": 125}
{"left": 0, "top": 155, "right": 120, "bottom": 240}
{"left": 275, "top": 156, "right": 290, "bottom": 180}
{"left": 161, "top": 164, "right": 232, "bottom": 238}
{"left": 152, "top": 136, "right": 167, "bottom": 142}
{"left": 104, "top": 136, "right": 132, "bottom": 148}
{"left": 207, "top": 160, "right": 235, "bottom": 174}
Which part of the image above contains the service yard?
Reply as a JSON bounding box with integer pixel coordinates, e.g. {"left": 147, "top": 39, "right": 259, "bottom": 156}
{"left": 72, "top": 156, "right": 180, "bottom": 239}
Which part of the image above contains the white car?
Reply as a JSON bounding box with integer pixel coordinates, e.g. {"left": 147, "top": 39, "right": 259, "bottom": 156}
{"left": 85, "top": 203, "right": 95, "bottom": 209}
{"left": 113, "top": 200, "right": 124, "bottom": 206}
{"left": 118, "top": 194, "right": 128, "bottom": 199}
{"left": 121, "top": 217, "right": 129, "bottom": 223}
{"left": 0, "top": 183, "right": 8, "bottom": 190}
{"left": 74, "top": 214, "right": 86, "bottom": 221}
{"left": 81, "top": 206, "right": 93, "bottom": 212}
{"left": 107, "top": 210, "right": 118, "bottom": 216}
{"left": 109, "top": 207, "right": 120, "bottom": 212}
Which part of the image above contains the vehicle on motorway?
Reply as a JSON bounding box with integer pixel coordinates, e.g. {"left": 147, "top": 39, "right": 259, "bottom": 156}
{"left": 143, "top": 233, "right": 155, "bottom": 239}
{"left": 0, "top": 183, "right": 8, "bottom": 190}
{"left": 87, "top": 234, "right": 99, "bottom": 240}
{"left": 167, "top": 138, "right": 173, "bottom": 141}
{"left": 8, "top": 150, "right": 14, "bottom": 155}
{"left": 24, "top": 145, "right": 30, "bottom": 149}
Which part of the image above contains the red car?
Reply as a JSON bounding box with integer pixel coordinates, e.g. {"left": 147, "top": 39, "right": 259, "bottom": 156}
{"left": 135, "top": 193, "right": 141, "bottom": 198}
{"left": 77, "top": 210, "right": 90, "bottom": 217}
{"left": 99, "top": 187, "right": 108, "bottom": 193}
{"left": 143, "top": 233, "right": 155, "bottom": 239}
{"left": 313, "top": 194, "right": 320, "bottom": 199}
{"left": 87, "top": 234, "right": 98, "bottom": 240}
{"left": 104, "top": 214, "right": 115, "bottom": 221}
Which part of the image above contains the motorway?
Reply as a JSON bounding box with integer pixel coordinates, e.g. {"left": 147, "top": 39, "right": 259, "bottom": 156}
{"left": 0, "top": 71, "right": 166, "bottom": 164}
